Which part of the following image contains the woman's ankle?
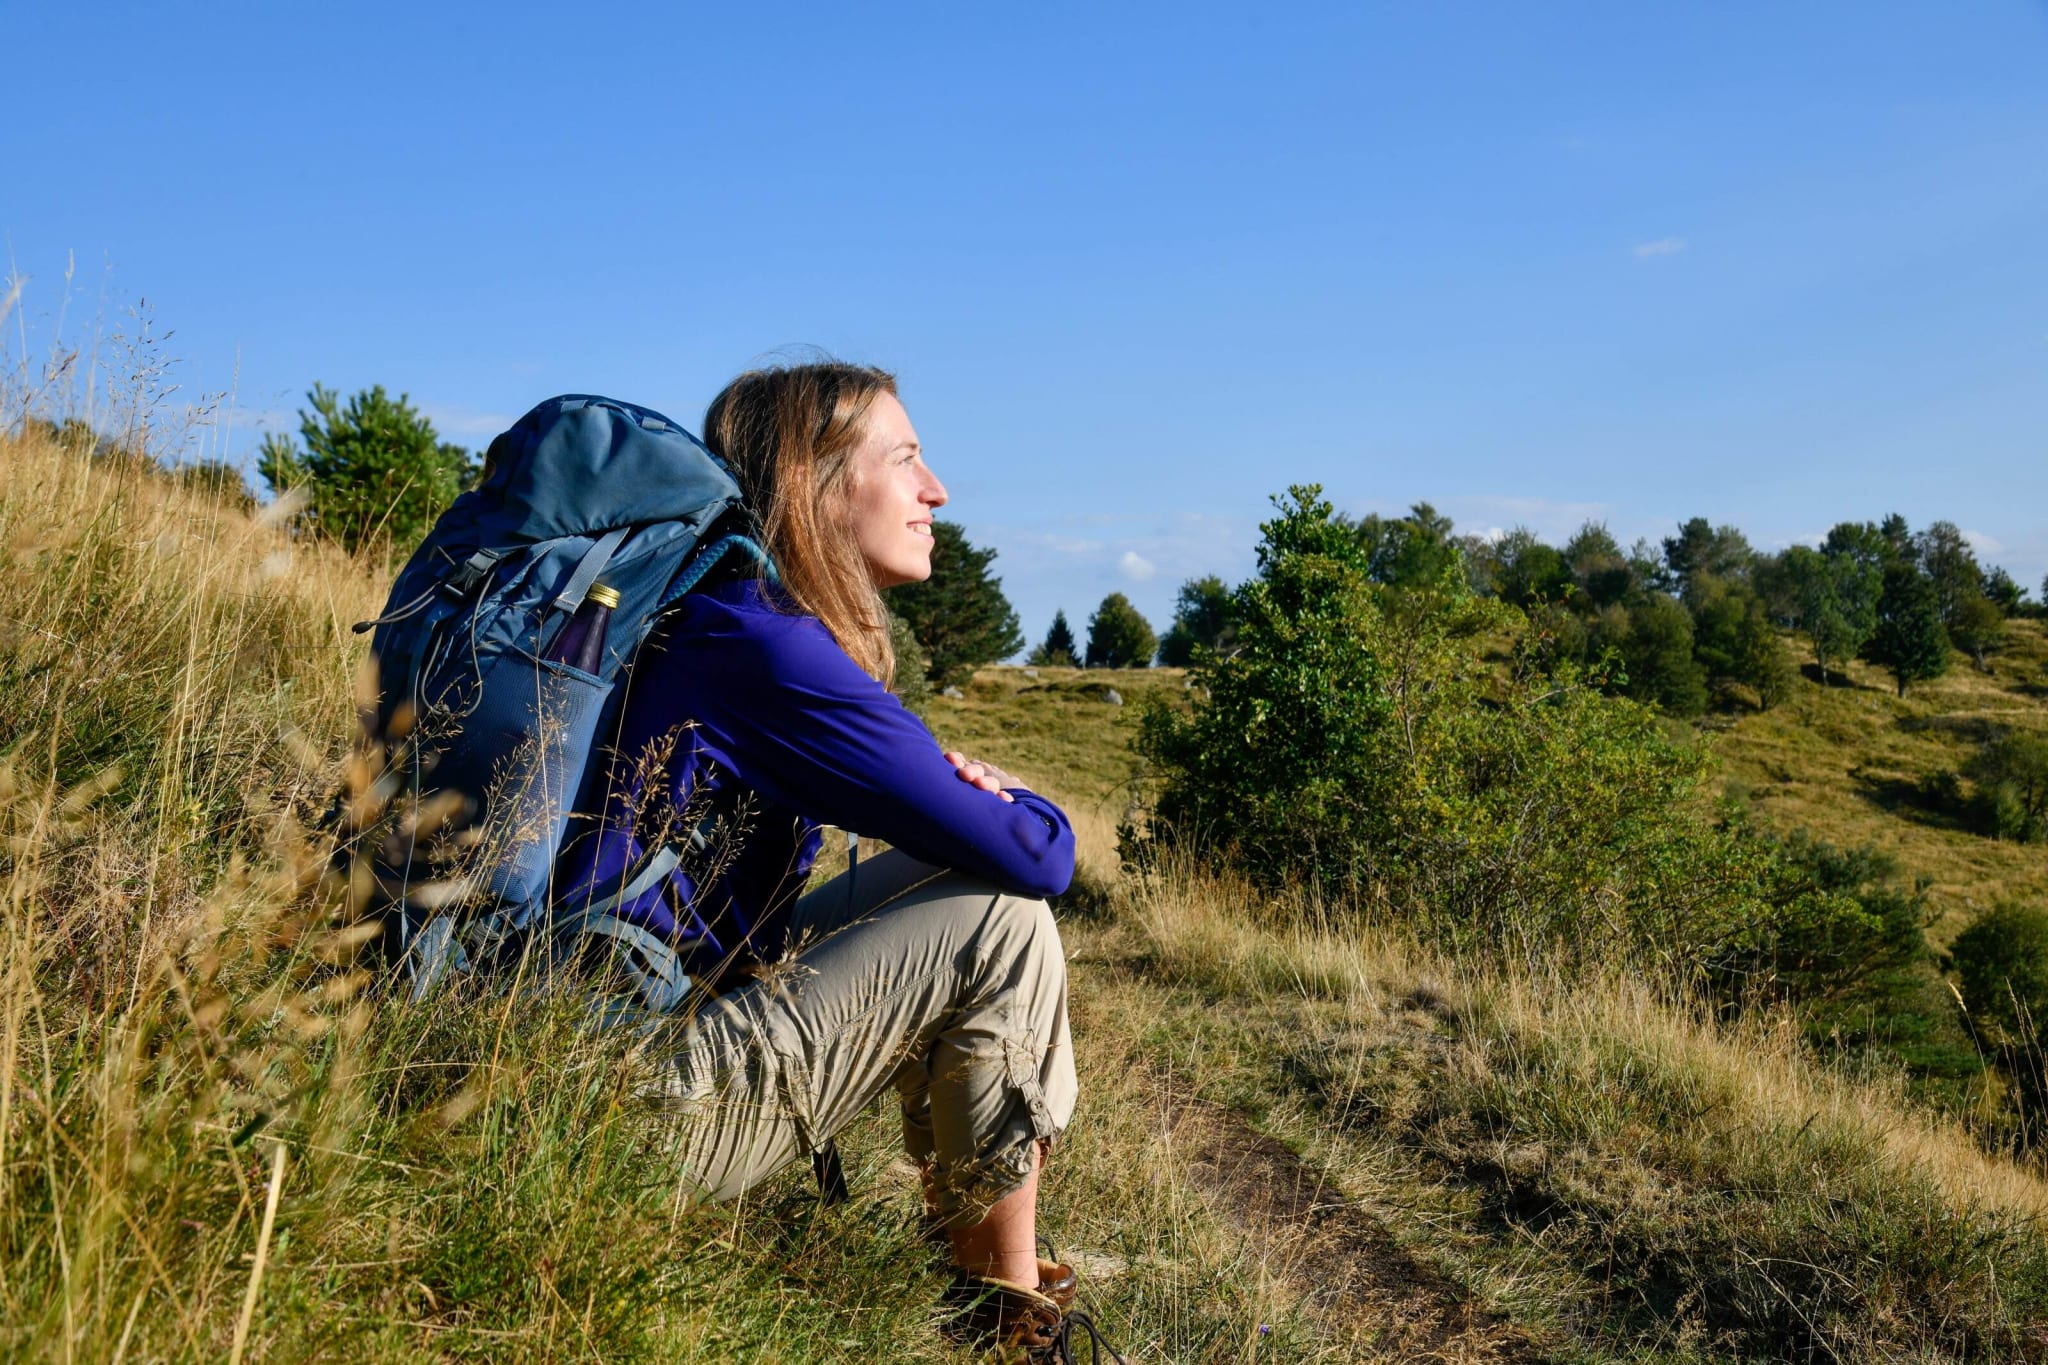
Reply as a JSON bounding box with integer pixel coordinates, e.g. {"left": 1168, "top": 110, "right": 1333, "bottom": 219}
{"left": 945, "top": 1160, "right": 1041, "bottom": 1285}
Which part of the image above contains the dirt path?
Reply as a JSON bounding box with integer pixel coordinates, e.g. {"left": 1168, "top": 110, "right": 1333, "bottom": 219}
{"left": 1147, "top": 1072, "right": 1553, "bottom": 1363}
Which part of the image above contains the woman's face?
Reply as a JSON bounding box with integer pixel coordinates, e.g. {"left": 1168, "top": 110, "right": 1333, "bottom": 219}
{"left": 844, "top": 390, "right": 948, "bottom": 588}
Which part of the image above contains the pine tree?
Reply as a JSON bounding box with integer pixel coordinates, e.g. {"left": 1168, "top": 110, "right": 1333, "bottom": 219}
{"left": 887, "top": 521, "right": 1024, "bottom": 688}
{"left": 256, "top": 384, "right": 474, "bottom": 557}
{"left": 1084, "top": 593, "right": 1157, "bottom": 669}
{"left": 1866, "top": 562, "right": 1950, "bottom": 697}
{"left": 1028, "top": 610, "right": 1078, "bottom": 667}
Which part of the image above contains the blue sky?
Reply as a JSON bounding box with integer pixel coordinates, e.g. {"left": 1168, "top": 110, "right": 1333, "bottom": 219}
{"left": 6, "top": 2, "right": 2046, "bottom": 644}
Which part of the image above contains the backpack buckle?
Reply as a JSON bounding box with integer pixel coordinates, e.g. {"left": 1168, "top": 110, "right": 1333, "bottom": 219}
{"left": 440, "top": 549, "right": 505, "bottom": 602}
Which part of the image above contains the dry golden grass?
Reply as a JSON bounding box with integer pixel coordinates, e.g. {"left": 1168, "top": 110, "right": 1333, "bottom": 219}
{"left": 1102, "top": 856, "right": 2048, "bottom": 1357}
{"left": 1712, "top": 622, "right": 2048, "bottom": 936}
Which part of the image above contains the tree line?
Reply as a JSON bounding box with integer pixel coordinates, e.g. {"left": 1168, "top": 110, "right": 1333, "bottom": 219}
{"left": 1092, "top": 502, "right": 2036, "bottom": 706}
{"left": 72, "top": 383, "right": 2043, "bottom": 725}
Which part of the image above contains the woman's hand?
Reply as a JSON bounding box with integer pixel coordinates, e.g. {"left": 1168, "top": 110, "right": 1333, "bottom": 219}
{"left": 943, "top": 750, "right": 1018, "bottom": 803}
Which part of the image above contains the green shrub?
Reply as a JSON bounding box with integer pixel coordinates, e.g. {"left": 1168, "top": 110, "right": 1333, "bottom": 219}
{"left": 1951, "top": 901, "right": 2048, "bottom": 1142}
{"left": 1135, "top": 486, "right": 1771, "bottom": 974}
{"left": 1952, "top": 902, "right": 2048, "bottom": 1051}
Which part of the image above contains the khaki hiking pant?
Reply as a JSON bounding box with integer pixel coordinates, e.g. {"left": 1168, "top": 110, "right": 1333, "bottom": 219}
{"left": 640, "top": 848, "right": 1077, "bottom": 1222}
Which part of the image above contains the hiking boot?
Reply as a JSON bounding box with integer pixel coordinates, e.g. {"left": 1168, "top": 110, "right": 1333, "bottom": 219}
{"left": 941, "top": 1274, "right": 1125, "bottom": 1363}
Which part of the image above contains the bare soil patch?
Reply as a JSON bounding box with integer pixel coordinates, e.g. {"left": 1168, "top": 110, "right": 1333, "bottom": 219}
{"left": 1149, "top": 1072, "right": 1554, "bottom": 1363}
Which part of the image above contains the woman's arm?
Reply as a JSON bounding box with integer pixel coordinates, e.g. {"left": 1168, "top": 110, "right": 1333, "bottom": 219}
{"left": 677, "top": 600, "right": 1076, "bottom": 898}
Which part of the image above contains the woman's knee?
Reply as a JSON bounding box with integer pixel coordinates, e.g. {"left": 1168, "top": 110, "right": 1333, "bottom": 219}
{"left": 974, "top": 891, "right": 1066, "bottom": 988}
{"left": 982, "top": 890, "right": 1059, "bottom": 951}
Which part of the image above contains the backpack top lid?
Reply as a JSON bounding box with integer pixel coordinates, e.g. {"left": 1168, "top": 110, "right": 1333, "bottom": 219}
{"left": 449, "top": 394, "right": 743, "bottom": 546}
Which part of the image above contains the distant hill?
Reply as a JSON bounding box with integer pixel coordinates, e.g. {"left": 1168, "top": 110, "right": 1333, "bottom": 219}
{"left": 1713, "top": 617, "right": 2048, "bottom": 937}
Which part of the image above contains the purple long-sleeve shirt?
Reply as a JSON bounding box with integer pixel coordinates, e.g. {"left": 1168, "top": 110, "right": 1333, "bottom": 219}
{"left": 556, "top": 579, "right": 1074, "bottom": 981}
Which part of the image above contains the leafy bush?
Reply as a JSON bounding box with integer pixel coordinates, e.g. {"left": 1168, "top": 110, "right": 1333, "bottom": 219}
{"left": 1951, "top": 901, "right": 2048, "bottom": 1141}
{"left": 1135, "top": 486, "right": 1777, "bottom": 974}
{"left": 1952, "top": 902, "right": 2048, "bottom": 1050}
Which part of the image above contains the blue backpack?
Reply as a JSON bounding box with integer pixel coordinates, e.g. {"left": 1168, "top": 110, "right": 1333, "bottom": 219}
{"left": 357, "top": 394, "right": 772, "bottom": 1010}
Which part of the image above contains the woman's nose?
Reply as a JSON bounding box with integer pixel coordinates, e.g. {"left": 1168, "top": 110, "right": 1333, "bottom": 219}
{"left": 923, "top": 469, "right": 948, "bottom": 508}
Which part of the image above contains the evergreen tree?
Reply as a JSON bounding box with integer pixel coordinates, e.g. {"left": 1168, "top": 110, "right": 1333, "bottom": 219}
{"left": 1028, "top": 609, "right": 1078, "bottom": 667}
{"left": 1157, "top": 574, "right": 1236, "bottom": 665}
{"left": 1084, "top": 592, "right": 1157, "bottom": 669}
{"left": 172, "top": 458, "right": 257, "bottom": 512}
{"left": 1878, "top": 512, "right": 1916, "bottom": 565}
{"left": 888, "top": 521, "right": 1025, "bottom": 688}
{"left": 1688, "top": 578, "right": 1748, "bottom": 681}
{"left": 1689, "top": 576, "right": 1791, "bottom": 708}
{"left": 1866, "top": 561, "right": 1950, "bottom": 697}
{"left": 256, "top": 384, "right": 474, "bottom": 557}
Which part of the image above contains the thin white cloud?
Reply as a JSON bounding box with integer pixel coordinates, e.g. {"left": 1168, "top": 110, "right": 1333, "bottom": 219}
{"left": 1961, "top": 528, "right": 2004, "bottom": 556}
{"left": 1632, "top": 237, "right": 1688, "bottom": 260}
{"left": 1119, "top": 550, "right": 1157, "bottom": 582}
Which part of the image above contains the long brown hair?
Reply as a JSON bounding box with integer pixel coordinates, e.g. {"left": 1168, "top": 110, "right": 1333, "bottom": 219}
{"left": 702, "top": 360, "right": 899, "bottom": 684}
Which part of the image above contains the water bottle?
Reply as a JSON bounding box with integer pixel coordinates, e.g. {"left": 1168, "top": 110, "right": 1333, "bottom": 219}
{"left": 547, "top": 582, "right": 620, "bottom": 673}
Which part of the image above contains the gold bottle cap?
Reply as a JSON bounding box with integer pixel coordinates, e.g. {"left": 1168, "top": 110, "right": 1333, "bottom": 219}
{"left": 586, "top": 583, "right": 622, "bottom": 609}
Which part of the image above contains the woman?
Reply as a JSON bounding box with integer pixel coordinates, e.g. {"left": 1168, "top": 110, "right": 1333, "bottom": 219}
{"left": 563, "top": 361, "right": 1108, "bottom": 1358}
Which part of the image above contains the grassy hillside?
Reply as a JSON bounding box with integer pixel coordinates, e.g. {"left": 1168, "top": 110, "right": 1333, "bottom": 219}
{"left": 6, "top": 422, "right": 2048, "bottom": 1361}
{"left": 1711, "top": 622, "right": 2048, "bottom": 938}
